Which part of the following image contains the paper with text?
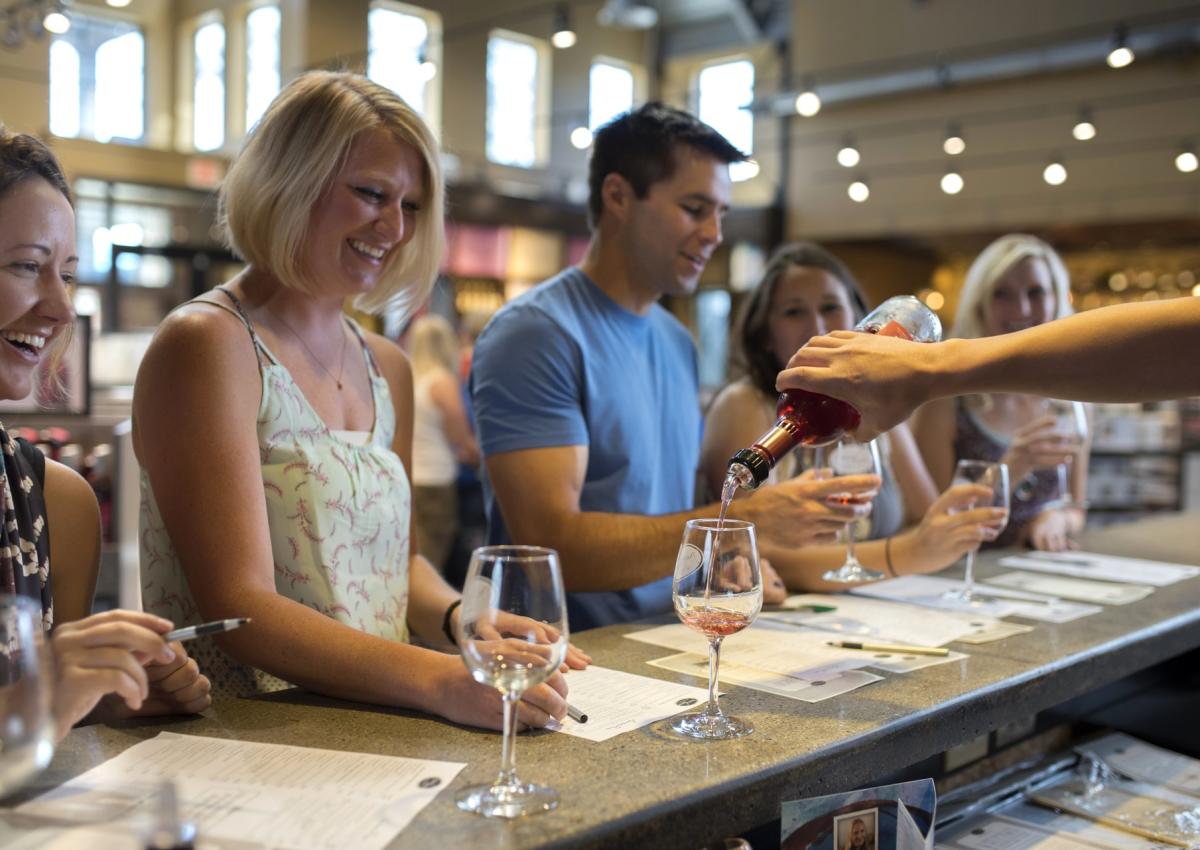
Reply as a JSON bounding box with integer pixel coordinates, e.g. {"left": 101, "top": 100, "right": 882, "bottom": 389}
{"left": 647, "top": 652, "right": 883, "bottom": 702}
{"left": 999, "top": 802, "right": 1183, "bottom": 850}
{"left": 1078, "top": 733, "right": 1200, "bottom": 797}
{"left": 985, "top": 572, "right": 1153, "bottom": 605}
{"left": 849, "top": 575, "right": 1025, "bottom": 618}
{"left": 999, "top": 552, "right": 1199, "bottom": 586}
{"left": 550, "top": 665, "right": 712, "bottom": 742}
{"left": 16, "top": 732, "right": 465, "bottom": 850}
{"left": 944, "top": 816, "right": 1127, "bottom": 850}
{"left": 764, "top": 593, "right": 994, "bottom": 646}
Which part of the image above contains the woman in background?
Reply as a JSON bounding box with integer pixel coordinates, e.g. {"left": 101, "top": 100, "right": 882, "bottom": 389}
{"left": 134, "top": 72, "right": 585, "bottom": 730}
{"left": 409, "top": 313, "right": 479, "bottom": 573}
{"left": 702, "top": 242, "right": 1004, "bottom": 588}
{"left": 0, "top": 127, "right": 209, "bottom": 741}
{"left": 913, "top": 234, "right": 1089, "bottom": 551}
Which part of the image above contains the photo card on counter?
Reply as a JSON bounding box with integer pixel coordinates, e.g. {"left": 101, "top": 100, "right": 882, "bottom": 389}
{"left": 781, "top": 778, "right": 936, "bottom": 850}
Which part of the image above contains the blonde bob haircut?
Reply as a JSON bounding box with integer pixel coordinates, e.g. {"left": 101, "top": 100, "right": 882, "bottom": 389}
{"left": 953, "top": 233, "right": 1073, "bottom": 341}
{"left": 219, "top": 70, "right": 444, "bottom": 317}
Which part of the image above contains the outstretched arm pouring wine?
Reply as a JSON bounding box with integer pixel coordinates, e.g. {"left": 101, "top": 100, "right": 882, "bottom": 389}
{"left": 776, "top": 299, "right": 1200, "bottom": 441}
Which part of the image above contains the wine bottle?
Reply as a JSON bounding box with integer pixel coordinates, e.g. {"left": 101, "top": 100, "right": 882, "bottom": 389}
{"left": 727, "top": 295, "right": 942, "bottom": 491}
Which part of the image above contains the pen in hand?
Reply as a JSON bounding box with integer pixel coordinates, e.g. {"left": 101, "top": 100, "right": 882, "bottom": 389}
{"left": 163, "top": 618, "right": 251, "bottom": 643}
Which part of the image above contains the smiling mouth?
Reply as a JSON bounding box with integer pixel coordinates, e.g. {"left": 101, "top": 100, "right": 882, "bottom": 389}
{"left": 681, "top": 252, "right": 707, "bottom": 268}
{"left": 349, "top": 239, "right": 387, "bottom": 261}
{"left": 1, "top": 331, "right": 47, "bottom": 356}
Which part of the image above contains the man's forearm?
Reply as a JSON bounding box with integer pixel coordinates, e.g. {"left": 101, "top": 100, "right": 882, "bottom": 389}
{"left": 942, "top": 299, "right": 1200, "bottom": 402}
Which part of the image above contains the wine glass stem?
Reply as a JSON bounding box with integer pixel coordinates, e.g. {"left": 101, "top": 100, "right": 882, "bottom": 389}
{"left": 705, "top": 636, "right": 724, "bottom": 717}
{"left": 963, "top": 550, "right": 976, "bottom": 594}
{"left": 845, "top": 522, "right": 859, "bottom": 565}
{"left": 496, "top": 692, "right": 520, "bottom": 788}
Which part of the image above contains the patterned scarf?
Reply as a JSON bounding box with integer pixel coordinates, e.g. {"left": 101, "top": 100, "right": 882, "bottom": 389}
{"left": 0, "top": 425, "right": 52, "bottom": 631}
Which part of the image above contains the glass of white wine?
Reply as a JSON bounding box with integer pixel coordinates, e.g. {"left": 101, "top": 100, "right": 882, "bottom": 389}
{"left": 456, "top": 546, "right": 568, "bottom": 819}
{"left": 1048, "top": 399, "right": 1089, "bottom": 509}
{"left": 0, "top": 594, "right": 56, "bottom": 800}
{"left": 672, "top": 518, "right": 762, "bottom": 740}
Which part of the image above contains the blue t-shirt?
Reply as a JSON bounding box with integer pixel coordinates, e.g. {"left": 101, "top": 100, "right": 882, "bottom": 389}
{"left": 469, "top": 268, "right": 701, "bottom": 631}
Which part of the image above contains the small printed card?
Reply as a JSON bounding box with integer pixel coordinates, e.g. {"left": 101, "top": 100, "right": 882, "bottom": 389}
{"left": 781, "top": 778, "right": 936, "bottom": 850}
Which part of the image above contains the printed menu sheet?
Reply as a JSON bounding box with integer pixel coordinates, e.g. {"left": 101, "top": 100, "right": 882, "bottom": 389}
{"left": 1029, "top": 780, "right": 1200, "bottom": 847}
{"left": 998, "top": 552, "right": 1200, "bottom": 586}
{"left": 985, "top": 572, "right": 1154, "bottom": 605}
{"left": 646, "top": 652, "right": 884, "bottom": 702}
{"left": 1078, "top": 733, "right": 1200, "bottom": 797}
{"left": 849, "top": 575, "right": 1026, "bottom": 618}
{"left": 764, "top": 593, "right": 992, "bottom": 646}
{"left": 1000, "top": 801, "right": 1185, "bottom": 850}
{"left": 16, "top": 732, "right": 465, "bottom": 850}
{"left": 549, "top": 665, "right": 712, "bottom": 742}
{"left": 940, "top": 814, "right": 1160, "bottom": 850}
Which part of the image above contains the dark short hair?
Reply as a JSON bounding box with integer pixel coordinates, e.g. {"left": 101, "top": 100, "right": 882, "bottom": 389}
{"left": 587, "top": 102, "right": 746, "bottom": 228}
{"left": 736, "top": 241, "right": 870, "bottom": 397}
{"left": 0, "top": 125, "right": 72, "bottom": 205}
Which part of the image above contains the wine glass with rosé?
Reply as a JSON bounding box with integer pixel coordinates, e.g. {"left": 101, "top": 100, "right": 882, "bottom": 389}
{"left": 671, "top": 518, "right": 762, "bottom": 740}
{"left": 821, "top": 438, "right": 884, "bottom": 584}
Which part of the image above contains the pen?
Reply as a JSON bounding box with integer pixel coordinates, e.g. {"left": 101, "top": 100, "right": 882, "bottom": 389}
{"left": 567, "top": 703, "right": 588, "bottom": 724}
{"left": 163, "top": 618, "right": 251, "bottom": 643}
{"left": 826, "top": 640, "right": 949, "bottom": 657}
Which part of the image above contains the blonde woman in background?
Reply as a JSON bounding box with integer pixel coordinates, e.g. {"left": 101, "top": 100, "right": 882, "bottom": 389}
{"left": 913, "top": 234, "right": 1089, "bottom": 551}
{"left": 409, "top": 313, "right": 479, "bottom": 573}
{"left": 134, "top": 71, "right": 585, "bottom": 731}
{"left": 702, "top": 242, "right": 1005, "bottom": 589}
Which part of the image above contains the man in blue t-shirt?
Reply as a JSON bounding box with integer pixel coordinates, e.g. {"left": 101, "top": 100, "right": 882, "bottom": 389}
{"left": 470, "top": 103, "right": 875, "bottom": 631}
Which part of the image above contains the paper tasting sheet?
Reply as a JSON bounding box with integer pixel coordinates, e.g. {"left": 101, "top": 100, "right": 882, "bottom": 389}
{"left": 550, "top": 665, "right": 712, "bottom": 742}
{"left": 1000, "top": 802, "right": 1186, "bottom": 850}
{"left": 985, "top": 572, "right": 1154, "bottom": 605}
{"left": 646, "top": 652, "right": 884, "bottom": 702}
{"left": 17, "top": 732, "right": 465, "bottom": 850}
{"left": 626, "top": 622, "right": 872, "bottom": 679}
{"left": 943, "top": 815, "right": 1140, "bottom": 850}
{"left": 998, "top": 552, "right": 1200, "bottom": 586}
{"left": 849, "top": 575, "right": 1026, "bottom": 618}
{"left": 1029, "top": 780, "right": 1200, "bottom": 847}
{"left": 1078, "top": 732, "right": 1200, "bottom": 797}
{"left": 764, "top": 593, "right": 990, "bottom": 646}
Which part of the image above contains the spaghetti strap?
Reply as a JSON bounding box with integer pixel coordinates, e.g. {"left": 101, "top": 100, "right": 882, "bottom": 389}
{"left": 344, "top": 318, "right": 384, "bottom": 380}
{"left": 212, "top": 286, "right": 280, "bottom": 365}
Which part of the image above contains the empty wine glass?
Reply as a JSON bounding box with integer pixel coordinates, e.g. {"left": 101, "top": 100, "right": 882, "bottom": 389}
{"left": 456, "top": 546, "right": 568, "bottom": 819}
{"left": 672, "top": 518, "right": 762, "bottom": 740}
{"left": 942, "top": 460, "right": 1010, "bottom": 606}
{"left": 1047, "top": 399, "right": 1089, "bottom": 509}
{"left": 821, "top": 438, "right": 883, "bottom": 584}
{"left": 0, "top": 594, "right": 55, "bottom": 799}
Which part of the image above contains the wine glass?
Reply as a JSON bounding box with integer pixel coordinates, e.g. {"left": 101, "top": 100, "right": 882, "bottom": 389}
{"left": 456, "top": 546, "right": 568, "bottom": 819}
{"left": 942, "top": 460, "right": 1010, "bottom": 606}
{"left": 1047, "top": 399, "right": 1089, "bottom": 509}
{"left": 0, "top": 594, "right": 56, "bottom": 799}
{"left": 672, "top": 518, "right": 762, "bottom": 740}
{"left": 821, "top": 438, "right": 884, "bottom": 584}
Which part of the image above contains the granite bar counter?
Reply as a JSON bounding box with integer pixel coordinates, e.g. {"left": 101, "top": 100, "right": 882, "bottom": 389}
{"left": 5, "top": 512, "right": 1199, "bottom": 850}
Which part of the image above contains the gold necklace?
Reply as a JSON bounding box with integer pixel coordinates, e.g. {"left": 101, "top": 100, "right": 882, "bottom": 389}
{"left": 276, "top": 315, "right": 349, "bottom": 391}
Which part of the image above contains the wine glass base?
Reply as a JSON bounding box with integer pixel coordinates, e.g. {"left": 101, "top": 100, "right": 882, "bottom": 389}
{"left": 456, "top": 781, "right": 559, "bottom": 819}
{"left": 671, "top": 711, "right": 753, "bottom": 740}
{"left": 821, "top": 563, "right": 886, "bottom": 584}
{"left": 940, "top": 587, "right": 989, "bottom": 607}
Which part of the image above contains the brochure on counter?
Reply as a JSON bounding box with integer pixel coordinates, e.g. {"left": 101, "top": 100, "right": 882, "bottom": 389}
{"left": 780, "top": 778, "right": 935, "bottom": 850}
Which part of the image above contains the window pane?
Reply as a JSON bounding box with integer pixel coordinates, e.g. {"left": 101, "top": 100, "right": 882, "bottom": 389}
{"left": 698, "top": 59, "right": 754, "bottom": 181}
{"left": 49, "top": 41, "right": 81, "bottom": 138}
{"left": 486, "top": 35, "right": 539, "bottom": 167}
{"left": 368, "top": 6, "right": 430, "bottom": 116}
{"left": 589, "top": 62, "right": 634, "bottom": 130}
{"left": 245, "top": 5, "right": 281, "bottom": 131}
{"left": 50, "top": 11, "right": 144, "bottom": 144}
{"left": 193, "top": 22, "right": 226, "bottom": 152}
{"left": 94, "top": 31, "right": 145, "bottom": 142}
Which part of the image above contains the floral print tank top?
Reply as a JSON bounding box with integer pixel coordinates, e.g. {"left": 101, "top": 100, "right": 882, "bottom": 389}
{"left": 140, "top": 289, "right": 411, "bottom": 697}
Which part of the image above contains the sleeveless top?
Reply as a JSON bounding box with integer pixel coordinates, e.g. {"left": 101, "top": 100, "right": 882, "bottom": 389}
{"left": 411, "top": 370, "right": 457, "bottom": 487}
{"left": 0, "top": 430, "right": 51, "bottom": 629}
{"left": 953, "top": 396, "right": 1058, "bottom": 549}
{"left": 139, "top": 288, "right": 413, "bottom": 697}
